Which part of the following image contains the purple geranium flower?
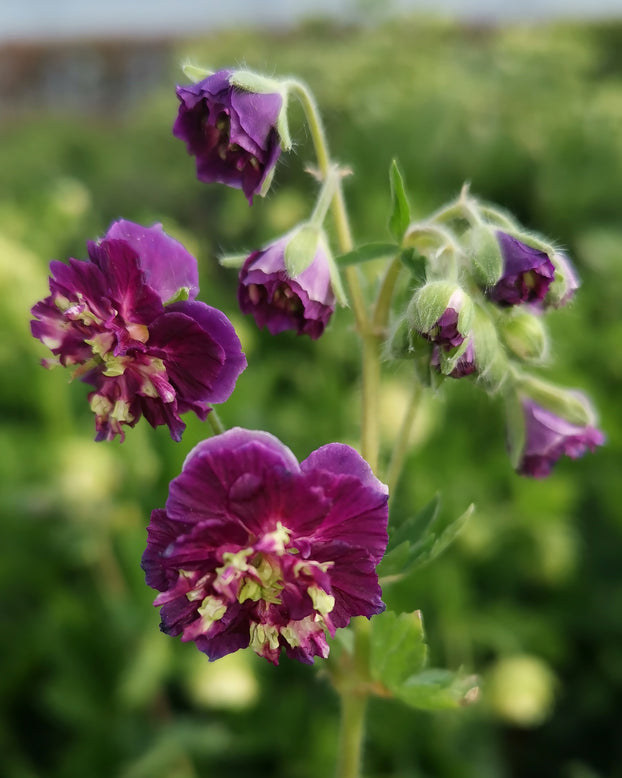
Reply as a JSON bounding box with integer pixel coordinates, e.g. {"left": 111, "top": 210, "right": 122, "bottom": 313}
{"left": 488, "top": 232, "right": 555, "bottom": 307}
{"left": 517, "top": 396, "right": 604, "bottom": 478}
{"left": 238, "top": 236, "right": 336, "bottom": 339}
{"left": 173, "top": 70, "right": 283, "bottom": 203}
{"left": 31, "top": 220, "right": 246, "bottom": 442}
{"left": 142, "top": 428, "right": 389, "bottom": 665}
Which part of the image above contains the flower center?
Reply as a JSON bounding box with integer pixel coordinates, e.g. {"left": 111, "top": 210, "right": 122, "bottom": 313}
{"left": 183, "top": 521, "right": 336, "bottom": 661}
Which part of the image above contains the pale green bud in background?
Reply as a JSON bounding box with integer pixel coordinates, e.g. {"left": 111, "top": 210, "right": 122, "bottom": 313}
{"left": 499, "top": 309, "right": 549, "bottom": 363}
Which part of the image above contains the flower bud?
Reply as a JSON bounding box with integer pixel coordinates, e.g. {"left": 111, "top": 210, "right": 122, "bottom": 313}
{"left": 498, "top": 309, "right": 548, "bottom": 363}
{"left": 407, "top": 281, "right": 474, "bottom": 351}
{"left": 505, "top": 381, "right": 604, "bottom": 478}
{"left": 486, "top": 232, "right": 555, "bottom": 307}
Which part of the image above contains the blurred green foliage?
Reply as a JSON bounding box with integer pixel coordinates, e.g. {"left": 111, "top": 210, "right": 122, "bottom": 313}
{"left": 2, "top": 15, "right": 622, "bottom": 778}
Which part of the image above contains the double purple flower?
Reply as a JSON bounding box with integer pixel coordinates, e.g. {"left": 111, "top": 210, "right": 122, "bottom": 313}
{"left": 488, "top": 232, "right": 555, "bottom": 307}
{"left": 518, "top": 396, "right": 604, "bottom": 478}
{"left": 142, "top": 428, "right": 389, "bottom": 665}
{"left": 238, "top": 235, "right": 336, "bottom": 339}
{"left": 173, "top": 70, "right": 283, "bottom": 203}
{"left": 31, "top": 220, "right": 246, "bottom": 442}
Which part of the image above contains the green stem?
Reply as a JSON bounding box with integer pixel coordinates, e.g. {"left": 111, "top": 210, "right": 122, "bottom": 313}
{"left": 289, "top": 77, "right": 380, "bottom": 778}
{"left": 288, "top": 79, "right": 367, "bottom": 331}
{"left": 385, "top": 381, "right": 421, "bottom": 495}
{"left": 372, "top": 255, "right": 402, "bottom": 334}
{"left": 207, "top": 408, "right": 226, "bottom": 435}
{"left": 337, "top": 686, "right": 369, "bottom": 778}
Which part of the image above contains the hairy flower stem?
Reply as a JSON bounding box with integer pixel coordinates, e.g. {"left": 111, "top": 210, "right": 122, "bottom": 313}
{"left": 207, "top": 407, "right": 226, "bottom": 435}
{"left": 290, "top": 77, "right": 381, "bottom": 778}
{"left": 385, "top": 381, "right": 422, "bottom": 495}
{"left": 288, "top": 80, "right": 366, "bottom": 331}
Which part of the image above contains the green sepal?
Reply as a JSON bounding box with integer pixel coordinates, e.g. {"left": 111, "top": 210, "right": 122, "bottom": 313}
{"left": 515, "top": 376, "right": 594, "bottom": 427}
{"left": 219, "top": 253, "right": 248, "bottom": 269}
{"left": 181, "top": 62, "right": 213, "bottom": 83}
{"left": 229, "top": 71, "right": 291, "bottom": 151}
{"left": 469, "top": 225, "right": 503, "bottom": 287}
{"left": 470, "top": 305, "right": 508, "bottom": 392}
{"left": 276, "top": 92, "right": 292, "bottom": 151}
{"left": 388, "top": 159, "right": 412, "bottom": 243}
{"left": 323, "top": 236, "right": 348, "bottom": 307}
{"left": 284, "top": 225, "right": 320, "bottom": 277}
{"left": 336, "top": 242, "right": 398, "bottom": 267}
{"left": 163, "top": 287, "right": 190, "bottom": 306}
{"left": 378, "top": 496, "right": 474, "bottom": 580}
{"left": 258, "top": 166, "right": 277, "bottom": 198}
{"left": 229, "top": 70, "right": 284, "bottom": 96}
{"left": 407, "top": 280, "right": 472, "bottom": 337}
{"left": 370, "top": 610, "right": 428, "bottom": 689}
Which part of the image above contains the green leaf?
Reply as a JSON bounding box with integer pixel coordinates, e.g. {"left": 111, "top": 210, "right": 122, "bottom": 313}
{"left": 336, "top": 242, "right": 398, "bottom": 267}
{"left": 394, "top": 668, "right": 479, "bottom": 710}
{"left": 370, "top": 610, "right": 428, "bottom": 689}
{"left": 389, "top": 494, "right": 440, "bottom": 551}
{"left": 284, "top": 225, "right": 320, "bottom": 277}
{"left": 379, "top": 496, "right": 473, "bottom": 580}
{"left": 388, "top": 159, "right": 412, "bottom": 242}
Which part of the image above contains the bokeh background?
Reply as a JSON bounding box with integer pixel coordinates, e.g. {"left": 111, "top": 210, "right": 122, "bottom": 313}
{"left": 2, "top": 1, "right": 622, "bottom": 776}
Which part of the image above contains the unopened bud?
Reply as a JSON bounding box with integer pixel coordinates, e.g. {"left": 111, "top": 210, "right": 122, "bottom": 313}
{"left": 499, "top": 309, "right": 548, "bottom": 362}
{"left": 407, "top": 281, "right": 474, "bottom": 351}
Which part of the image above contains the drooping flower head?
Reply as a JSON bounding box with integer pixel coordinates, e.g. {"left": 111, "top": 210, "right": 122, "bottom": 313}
{"left": 238, "top": 235, "right": 336, "bottom": 339}
{"left": 142, "top": 428, "right": 389, "bottom": 665}
{"left": 173, "top": 70, "right": 283, "bottom": 203}
{"left": 488, "top": 232, "right": 555, "bottom": 307}
{"left": 517, "top": 395, "right": 604, "bottom": 478}
{"left": 31, "top": 220, "right": 246, "bottom": 441}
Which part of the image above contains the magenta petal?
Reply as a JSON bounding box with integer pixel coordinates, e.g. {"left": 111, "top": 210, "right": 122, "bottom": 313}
{"left": 518, "top": 397, "right": 605, "bottom": 478}
{"left": 87, "top": 238, "right": 163, "bottom": 330}
{"left": 105, "top": 220, "right": 200, "bottom": 303}
{"left": 302, "top": 443, "right": 388, "bottom": 495}
{"left": 167, "top": 430, "right": 300, "bottom": 527}
{"left": 489, "top": 232, "right": 555, "bottom": 307}
{"left": 166, "top": 300, "right": 247, "bottom": 403}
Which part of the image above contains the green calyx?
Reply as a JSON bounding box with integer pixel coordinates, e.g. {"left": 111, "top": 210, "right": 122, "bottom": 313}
{"left": 229, "top": 70, "right": 292, "bottom": 151}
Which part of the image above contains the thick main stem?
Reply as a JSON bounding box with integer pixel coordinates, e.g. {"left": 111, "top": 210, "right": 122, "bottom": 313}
{"left": 290, "top": 77, "right": 380, "bottom": 778}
